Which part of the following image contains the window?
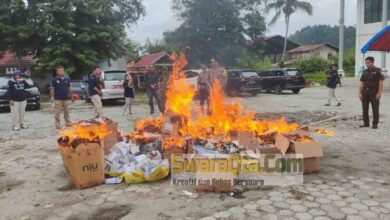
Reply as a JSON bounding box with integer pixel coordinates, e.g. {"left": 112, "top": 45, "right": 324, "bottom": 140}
{"left": 364, "top": 0, "right": 390, "bottom": 24}
{"left": 241, "top": 71, "right": 258, "bottom": 78}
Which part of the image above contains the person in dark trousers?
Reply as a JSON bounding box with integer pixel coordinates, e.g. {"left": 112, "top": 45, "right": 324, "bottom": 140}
{"left": 88, "top": 66, "right": 104, "bottom": 118}
{"left": 50, "top": 66, "right": 74, "bottom": 129}
{"left": 324, "top": 64, "right": 341, "bottom": 106}
{"left": 197, "top": 65, "right": 211, "bottom": 113}
{"left": 144, "top": 65, "right": 164, "bottom": 114}
{"left": 123, "top": 73, "right": 135, "bottom": 115}
{"left": 7, "top": 70, "right": 31, "bottom": 131}
{"left": 359, "top": 57, "right": 384, "bottom": 129}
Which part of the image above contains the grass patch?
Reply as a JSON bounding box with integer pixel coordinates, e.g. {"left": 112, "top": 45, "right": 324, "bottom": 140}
{"left": 133, "top": 91, "right": 149, "bottom": 105}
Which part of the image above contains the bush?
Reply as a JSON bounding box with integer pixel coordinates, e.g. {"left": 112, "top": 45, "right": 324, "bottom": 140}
{"left": 329, "top": 48, "right": 356, "bottom": 77}
{"left": 295, "top": 56, "right": 331, "bottom": 74}
{"left": 236, "top": 54, "right": 273, "bottom": 70}
{"left": 304, "top": 71, "right": 327, "bottom": 85}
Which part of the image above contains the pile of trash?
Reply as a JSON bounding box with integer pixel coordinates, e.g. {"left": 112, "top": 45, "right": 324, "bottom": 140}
{"left": 105, "top": 141, "right": 169, "bottom": 184}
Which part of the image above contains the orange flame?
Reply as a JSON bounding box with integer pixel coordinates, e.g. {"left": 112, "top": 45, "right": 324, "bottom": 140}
{"left": 59, "top": 122, "right": 109, "bottom": 144}
{"left": 135, "top": 117, "right": 163, "bottom": 132}
{"left": 164, "top": 52, "right": 196, "bottom": 118}
{"left": 315, "top": 128, "right": 334, "bottom": 137}
{"left": 131, "top": 52, "right": 301, "bottom": 142}
{"left": 162, "top": 137, "right": 186, "bottom": 150}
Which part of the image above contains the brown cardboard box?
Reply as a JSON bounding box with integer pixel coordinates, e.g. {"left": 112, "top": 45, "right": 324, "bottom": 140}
{"left": 237, "top": 131, "right": 260, "bottom": 150}
{"left": 161, "top": 121, "right": 179, "bottom": 137}
{"left": 275, "top": 131, "right": 323, "bottom": 174}
{"left": 103, "top": 121, "right": 119, "bottom": 154}
{"left": 59, "top": 142, "right": 105, "bottom": 189}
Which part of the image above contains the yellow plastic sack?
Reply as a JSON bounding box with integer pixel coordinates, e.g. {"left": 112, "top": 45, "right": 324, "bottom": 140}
{"left": 122, "top": 166, "right": 170, "bottom": 184}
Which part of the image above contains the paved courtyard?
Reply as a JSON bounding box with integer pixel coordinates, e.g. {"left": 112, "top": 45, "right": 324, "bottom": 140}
{"left": 0, "top": 78, "right": 389, "bottom": 220}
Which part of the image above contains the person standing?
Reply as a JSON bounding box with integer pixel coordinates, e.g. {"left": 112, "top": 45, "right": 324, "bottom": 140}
{"left": 359, "top": 57, "right": 384, "bottom": 129}
{"left": 7, "top": 70, "right": 30, "bottom": 131}
{"left": 324, "top": 64, "right": 341, "bottom": 107}
{"left": 197, "top": 65, "right": 211, "bottom": 113}
{"left": 88, "top": 66, "right": 104, "bottom": 118}
{"left": 123, "top": 73, "right": 135, "bottom": 115}
{"left": 145, "top": 65, "right": 164, "bottom": 114}
{"left": 209, "top": 58, "right": 227, "bottom": 88}
{"left": 50, "top": 66, "right": 74, "bottom": 129}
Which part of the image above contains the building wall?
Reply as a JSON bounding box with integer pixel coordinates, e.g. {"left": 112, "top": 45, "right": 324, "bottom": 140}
{"left": 356, "top": 0, "right": 390, "bottom": 77}
{"left": 290, "top": 46, "right": 337, "bottom": 61}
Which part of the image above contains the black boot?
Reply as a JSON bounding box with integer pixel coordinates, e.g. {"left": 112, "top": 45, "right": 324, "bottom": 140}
{"left": 372, "top": 124, "right": 378, "bottom": 129}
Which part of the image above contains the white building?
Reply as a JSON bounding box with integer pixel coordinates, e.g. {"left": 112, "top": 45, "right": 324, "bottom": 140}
{"left": 355, "top": 0, "right": 389, "bottom": 76}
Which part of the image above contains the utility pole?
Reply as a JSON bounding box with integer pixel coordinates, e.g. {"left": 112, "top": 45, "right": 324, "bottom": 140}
{"left": 381, "top": 0, "right": 388, "bottom": 76}
{"left": 338, "top": 0, "right": 345, "bottom": 77}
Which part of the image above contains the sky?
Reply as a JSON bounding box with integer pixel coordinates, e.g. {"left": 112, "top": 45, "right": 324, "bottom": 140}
{"left": 127, "top": 0, "right": 357, "bottom": 45}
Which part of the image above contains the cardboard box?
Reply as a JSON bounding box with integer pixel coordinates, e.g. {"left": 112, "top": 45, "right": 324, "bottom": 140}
{"left": 161, "top": 121, "right": 179, "bottom": 137}
{"left": 275, "top": 131, "right": 323, "bottom": 174}
{"left": 237, "top": 131, "right": 260, "bottom": 150}
{"left": 103, "top": 121, "right": 120, "bottom": 154}
{"left": 59, "top": 142, "right": 105, "bottom": 189}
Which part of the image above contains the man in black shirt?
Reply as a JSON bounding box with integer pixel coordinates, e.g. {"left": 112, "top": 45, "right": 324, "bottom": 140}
{"left": 144, "top": 65, "right": 164, "bottom": 114}
{"left": 359, "top": 57, "right": 384, "bottom": 129}
{"left": 88, "top": 66, "right": 104, "bottom": 118}
{"left": 7, "top": 71, "right": 30, "bottom": 130}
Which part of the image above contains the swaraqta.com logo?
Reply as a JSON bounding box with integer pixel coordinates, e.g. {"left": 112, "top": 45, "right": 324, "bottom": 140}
{"left": 170, "top": 154, "right": 304, "bottom": 187}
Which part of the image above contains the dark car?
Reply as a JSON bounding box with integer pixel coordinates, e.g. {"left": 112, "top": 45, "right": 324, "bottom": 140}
{"left": 0, "top": 75, "right": 41, "bottom": 110}
{"left": 70, "top": 80, "right": 87, "bottom": 100}
{"left": 258, "top": 68, "right": 306, "bottom": 94}
{"left": 225, "top": 69, "right": 263, "bottom": 97}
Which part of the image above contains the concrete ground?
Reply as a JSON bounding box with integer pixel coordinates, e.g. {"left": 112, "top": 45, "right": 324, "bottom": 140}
{"left": 0, "top": 78, "right": 389, "bottom": 220}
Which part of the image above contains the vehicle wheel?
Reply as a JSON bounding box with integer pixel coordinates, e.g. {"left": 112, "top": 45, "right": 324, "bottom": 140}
{"left": 35, "top": 103, "right": 41, "bottom": 110}
{"left": 274, "top": 85, "right": 282, "bottom": 95}
{"left": 250, "top": 91, "right": 258, "bottom": 97}
{"left": 292, "top": 89, "right": 301, "bottom": 94}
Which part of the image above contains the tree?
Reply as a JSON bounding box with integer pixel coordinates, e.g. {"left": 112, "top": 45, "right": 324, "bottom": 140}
{"left": 142, "top": 38, "right": 178, "bottom": 55}
{"left": 167, "top": 0, "right": 267, "bottom": 67}
{"left": 266, "top": 0, "right": 313, "bottom": 64}
{"left": 0, "top": 0, "right": 144, "bottom": 76}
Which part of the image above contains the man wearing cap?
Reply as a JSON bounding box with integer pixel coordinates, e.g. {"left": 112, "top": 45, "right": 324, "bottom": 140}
{"left": 7, "top": 70, "right": 31, "bottom": 131}
{"left": 50, "top": 66, "right": 74, "bottom": 129}
{"left": 359, "top": 57, "right": 384, "bottom": 129}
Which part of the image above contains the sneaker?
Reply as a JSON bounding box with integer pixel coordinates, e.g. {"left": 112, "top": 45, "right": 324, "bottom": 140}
{"left": 372, "top": 124, "right": 378, "bottom": 129}
{"left": 123, "top": 112, "right": 128, "bottom": 116}
{"left": 336, "top": 103, "right": 341, "bottom": 106}
{"left": 324, "top": 104, "right": 330, "bottom": 106}
{"left": 129, "top": 111, "right": 133, "bottom": 115}
{"left": 13, "top": 126, "right": 20, "bottom": 131}
{"left": 359, "top": 124, "right": 369, "bottom": 128}
{"left": 21, "top": 124, "right": 29, "bottom": 129}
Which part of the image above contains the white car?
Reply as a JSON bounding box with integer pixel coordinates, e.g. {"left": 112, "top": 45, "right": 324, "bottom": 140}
{"left": 176, "top": 69, "right": 200, "bottom": 89}
{"left": 86, "top": 70, "right": 127, "bottom": 101}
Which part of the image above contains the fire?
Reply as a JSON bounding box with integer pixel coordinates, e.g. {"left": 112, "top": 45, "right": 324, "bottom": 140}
{"left": 180, "top": 80, "right": 298, "bottom": 139}
{"left": 59, "top": 122, "right": 109, "bottom": 144}
{"left": 164, "top": 52, "right": 196, "bottom": 118}
{"left": 287, "top": 134, "right": 314, "bottom": 143}
{"left": 315, "top": 128, "right": 334, "bottom": 137}
{"left": 135, "top": 117, "right": 163, "bottom": 132}
{"left": 162, "top": 137, "right": 186, "bottom": 150}
{"left": 131, "top": 52, "right": 301, "bottom": 142}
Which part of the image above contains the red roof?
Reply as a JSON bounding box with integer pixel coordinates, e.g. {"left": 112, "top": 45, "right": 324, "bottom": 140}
{"left": 0, "top": 52, "right": 36, "bottom": 67}
{"left": 134, "top": 52, "right": 168, "bottom": 68}
{"left": 287, "top": 43, "right": 338, "bottom": 54}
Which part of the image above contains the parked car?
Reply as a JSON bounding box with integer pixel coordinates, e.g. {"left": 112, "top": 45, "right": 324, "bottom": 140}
{"left": 70, "top": 80, "right": 87, "bottom": 100}
{"left": 85, "top": 70, "right": 127, "bottom": 102}
{"left": 225, "top": 69, "right": 263, "bottom": 97}
{"left": 180, "top": 69, "right": 200, "bottom": 89}
{"left": 258, "top": 68, "right": 306, "bottom": 94}
{"left": 0, "top": 75, "right": 41, "bottom": 110}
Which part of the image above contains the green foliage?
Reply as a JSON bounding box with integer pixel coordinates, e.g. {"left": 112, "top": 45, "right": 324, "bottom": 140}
{"left": 290, "top": 25, "right": 356, "bottom": 50}
{"left": 329, "top": 48, "right": 356, "bottom": 77}
{"left": 167, "top": 0, "right": 267, "bottom": 67}
{"left": 236, "top": 54, "right": 273, "bottom": 70}
{"left": 303, "top": 71, "right": 327, "bottom": 85}
{"left": 0, "top": 0, "right": 145, "bottom": 76}
{"left": 296, "top": 56, "right": 330, "bottom": 74}
{"left": 142, "top": 39, "right": 178, "bottom": 55}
